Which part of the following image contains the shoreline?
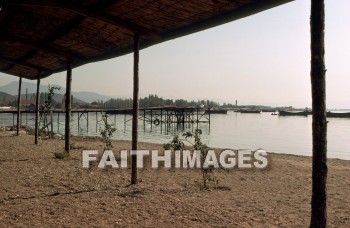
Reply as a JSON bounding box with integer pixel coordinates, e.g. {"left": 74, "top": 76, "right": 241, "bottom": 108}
{"left": 1, "top": 127, "right": 349, "bottom": 162}
{"left": 0, "top": 132, "right": 349, "bottom": 227}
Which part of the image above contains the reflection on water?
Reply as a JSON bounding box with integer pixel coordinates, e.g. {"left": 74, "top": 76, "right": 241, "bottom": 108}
{"left": 1, "top": 111, "right": 349, "bottom": 160}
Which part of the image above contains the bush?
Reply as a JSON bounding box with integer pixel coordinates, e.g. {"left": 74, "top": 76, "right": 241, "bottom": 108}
{"left": 164, "top": 129, "right": 219, "bottom": 190}
{"left": 54, "top": 150, "right": 69, "bottom": 159}
{"left": 100, "top": 114, "right": 116, "bottom": 150}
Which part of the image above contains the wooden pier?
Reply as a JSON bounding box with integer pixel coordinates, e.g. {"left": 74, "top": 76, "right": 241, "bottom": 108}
{"left": 0, "top": 106, "right": 210, "bottom": 131}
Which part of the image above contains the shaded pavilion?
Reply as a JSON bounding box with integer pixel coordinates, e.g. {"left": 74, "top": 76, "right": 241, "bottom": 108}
{"left": 0, "top": 0, "right": 327, "bottom": 226}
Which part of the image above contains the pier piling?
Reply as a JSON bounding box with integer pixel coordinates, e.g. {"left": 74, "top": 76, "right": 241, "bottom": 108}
{"left": 16, "top": 77, "right": 22, "bottom": 136}
{"left": 34, "top": 75, "right": 40, "bottom": 144}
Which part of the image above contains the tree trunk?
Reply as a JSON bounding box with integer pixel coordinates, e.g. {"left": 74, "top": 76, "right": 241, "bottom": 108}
{"left": 310, "top": 0, "right": 327, "bottom": 227}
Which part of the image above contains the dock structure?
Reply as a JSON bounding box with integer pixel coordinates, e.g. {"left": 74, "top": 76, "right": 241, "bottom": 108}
{"left": 106, "top": 106, "right": 210, "bottom": 126}
{"left": 0, "top": 106, "right": 210, "bottom": 133}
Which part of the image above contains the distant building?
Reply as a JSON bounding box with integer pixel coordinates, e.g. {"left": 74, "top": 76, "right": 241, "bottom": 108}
{"left": 21, "top": 99, "right": 36, "bottom": 111}
{"left": 0, "top": 106, "right": 12, "bottom": 110}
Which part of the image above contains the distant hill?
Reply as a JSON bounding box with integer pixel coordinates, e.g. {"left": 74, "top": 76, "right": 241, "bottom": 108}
{"left": 0, "top": 92, "right": 15, "bottom": 101}
{"left": 0, "top": 81, "right": 61, "bottom": 95}
{"left": 71, "top": 91, "right": 112, "bottom": 103}
{"left": 0, "top": 81, "right": 113, "bottom": 103}
{"left": 18, "top": 93, "right": 86, "bottom": 104}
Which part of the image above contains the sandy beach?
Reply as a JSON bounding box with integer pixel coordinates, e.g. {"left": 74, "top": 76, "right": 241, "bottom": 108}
{"left": 0, "top": 132, "right": 349, "bottom": 227}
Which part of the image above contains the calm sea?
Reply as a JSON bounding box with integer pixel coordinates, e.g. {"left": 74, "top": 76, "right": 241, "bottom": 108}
{"left": 1, "top": 111, "right": 349, "bottom": 160}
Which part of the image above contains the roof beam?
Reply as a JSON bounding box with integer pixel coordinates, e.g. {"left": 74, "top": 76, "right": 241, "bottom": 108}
{"left": 10, "top": 0, "right": 160, "bottom": 39}
{"left": 0, "top": 55, "right": 51, "bottom": 72}
{"left": 93, "top": 13, "right": 160, "bottom": 39}
{"left": 4, "top": 0, "right": 123, "bottom": 72}
{"left": 0, "top": 35, "right": 87, "bottom": 60}
{"left": 2, "top": 15, "right": 85, "bottom": 71}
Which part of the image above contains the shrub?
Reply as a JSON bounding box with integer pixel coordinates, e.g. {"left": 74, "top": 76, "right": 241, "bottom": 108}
{"left": 54, "top": 150, "right": 69, "bottom": 159}
{"left": 164, "top": 129, "right": 219, "bottom": 190}
{"left": 99, "top": 114, "right": 116, "bottom": 150}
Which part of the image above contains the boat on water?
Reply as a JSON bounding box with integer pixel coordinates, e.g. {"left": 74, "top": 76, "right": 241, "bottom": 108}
{"left": 205, "top": 109, "right": 228, "bottom": 114}
{"left": 279, "top": 110, "right": 308, "bottom": 116}
{"left": 240, "top": 110, "right": 261, "bottom": 114}
{"left": 326, "top": 112, "right": 350, "bottom": 118}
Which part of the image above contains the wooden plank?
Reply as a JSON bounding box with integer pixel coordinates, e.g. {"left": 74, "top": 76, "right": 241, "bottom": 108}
{"left": 4, "top": 16, "right": 85, "bottom": 72}
{"left": 0, "top": 55, "right": 51, "bottom": 72}
{"left": 10, "top": 0, "right": 159, "bottom": 39}
{"left": 0, "top": 36, "right": 86, "bottom": 60}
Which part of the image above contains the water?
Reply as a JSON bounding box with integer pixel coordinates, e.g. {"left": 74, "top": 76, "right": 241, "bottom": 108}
{"left": 1, "top": 111, "right": 349, "bottom": 160}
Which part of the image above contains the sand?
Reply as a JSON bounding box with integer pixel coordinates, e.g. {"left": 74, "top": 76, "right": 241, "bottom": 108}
{"left": 0, "top": 132, "right": 349, "bottom": 227}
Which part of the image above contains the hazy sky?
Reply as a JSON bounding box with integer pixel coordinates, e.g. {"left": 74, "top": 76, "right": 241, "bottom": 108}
{"left": 1, "top": 0, "right": 350, "bottom": 108}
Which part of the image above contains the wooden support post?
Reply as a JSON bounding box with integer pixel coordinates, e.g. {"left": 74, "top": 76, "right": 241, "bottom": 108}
{"left": 16, "top": 77, "right": 22, "bottom": 136}
{"left": 65, "top": 62, "right": 72, "bottom": 152}
{"left": 57, "top": 112, "right": 60, "bottom": 133}
{"left": 182, "top": 110, "right": 185, "bottom": 127}
{"left": 87, "top": 112, "right": 89, "bottom": 133}
{"left": 34, "top": 75, "right": 40, "bottom": 144}
{"left": 96, "top": 112, "right": 98, "bottom": 132}
{"left": 208, "top": 111, "right": 211, "bottom": 127}
{"left": 160, "top": 110, "right": 163, "bottom": 133}
{"left": 77, "top": 112, "right": 80, "bottom": 132}
{"left": 124, "top": 113, "right": 126, "bottom": 130}
{"left": 310, "top": 0, "right": 327, "bottom": 227}
{"left": 160, "top": 110, "right": 163, "bottom": 124}
{"left": 143, "top": 109, "right": 146, "bottom": 130}
{"left": 150, "top": 109, "right": 153, "bottom": 130}
{"left": 12, "top": 113, "right": 14, "bottom": 127}
{"left": 50, "top": 110, "right": 53, "bottom": 136}
{"left": 131, "top": 33, "right": 139, "bottom": 185}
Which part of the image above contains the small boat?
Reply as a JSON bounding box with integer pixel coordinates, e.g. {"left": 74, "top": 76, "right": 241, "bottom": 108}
{"left": 205, "top": 109, "right": 228, "bottom": 114}
{"left": 326, "top": 112, "right": 350, "bottom": 118}
{"left": 240, "top": 110, "right": 261, "bottom": 114}
{"left": 271, "top": 113, "right": 278, "bottom": 115}
{"left": 279, "top": 110, "right": 308, "bottom": 116}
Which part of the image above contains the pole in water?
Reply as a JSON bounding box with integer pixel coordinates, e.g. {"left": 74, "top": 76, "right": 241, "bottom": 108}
{"left": 95, "top": 112, "right": 98, "bottom": 132}
{"left": 87, "top": 112, "right": 89, "bottom": 133}
{"left": 16, "top": 77, "right": 22, "bottom": 136}
{"left": 77, "top": 112, "right": 80, "bottom": 133}
{"left": 150, "top": 109, "right": 153, "bottom": 131}
{"left": 57, "top": 112, "right": 60, "bottom": 133}
{"left": 34, "top": 76, "right": 40, "bottom": 144}
{"left": 50, "top": 110, "right": 53, "bottom": 137}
